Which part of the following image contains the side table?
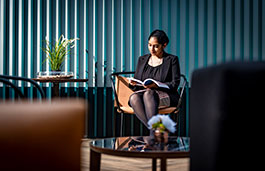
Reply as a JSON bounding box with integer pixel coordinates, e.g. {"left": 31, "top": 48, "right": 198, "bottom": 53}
{"left": 32, "top": 78, "right": 88, "bottom": 97}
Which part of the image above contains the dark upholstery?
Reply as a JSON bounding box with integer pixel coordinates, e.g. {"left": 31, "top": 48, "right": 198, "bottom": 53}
{"left": 190, "top": 62, "right": 265, "bottom": 171}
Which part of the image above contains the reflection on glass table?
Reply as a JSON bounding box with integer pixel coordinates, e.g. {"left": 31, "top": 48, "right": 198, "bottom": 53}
{"left": 89, "top": 136, "right": 189, "bottom": 171}
{"left": 113, "top": 136, "right": 189, "bottom": 152}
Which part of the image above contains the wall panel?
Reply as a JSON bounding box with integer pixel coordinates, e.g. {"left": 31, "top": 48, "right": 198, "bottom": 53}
{"left": 0, "top": 0, "right": 264, "bottom": 137}
{"left": 1, "top": 0, "right": 264, "bottom": 85}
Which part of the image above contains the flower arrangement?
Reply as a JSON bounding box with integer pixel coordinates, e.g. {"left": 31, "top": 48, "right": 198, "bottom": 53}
{"left": 147, "top": 114, "right": 176, "bottom": 133}
{"left": 42, "top": 34, "right": 79, "bottom": 71}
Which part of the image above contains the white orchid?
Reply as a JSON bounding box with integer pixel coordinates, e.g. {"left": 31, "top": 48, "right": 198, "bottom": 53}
{"left": 147, "top": 114, "right": 176, "bottom": 133}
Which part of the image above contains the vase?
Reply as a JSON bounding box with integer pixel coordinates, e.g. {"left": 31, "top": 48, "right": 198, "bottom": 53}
{"left": 153, "top": 129, "right": 169, "bottom": 150}
{"left": 37, "top": 71, "right": 74, "bottom": 79}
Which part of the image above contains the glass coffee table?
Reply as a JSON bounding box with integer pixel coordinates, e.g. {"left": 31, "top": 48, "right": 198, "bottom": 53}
{"left": 89, "top": 136, "right": 189, "bottom": 171}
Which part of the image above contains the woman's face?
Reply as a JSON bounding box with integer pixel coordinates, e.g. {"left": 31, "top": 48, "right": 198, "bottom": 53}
{"left": 148, "top": 37, "right": 167, "bottom": 57}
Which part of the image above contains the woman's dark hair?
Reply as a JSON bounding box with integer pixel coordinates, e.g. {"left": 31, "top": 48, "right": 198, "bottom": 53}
{"left": 148, "top": 29, "right": 169, "bottom": 45}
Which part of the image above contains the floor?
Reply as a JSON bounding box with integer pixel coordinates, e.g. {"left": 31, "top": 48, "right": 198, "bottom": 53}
{"left": 81, "top": 139, "right": 190, "bottom": 171}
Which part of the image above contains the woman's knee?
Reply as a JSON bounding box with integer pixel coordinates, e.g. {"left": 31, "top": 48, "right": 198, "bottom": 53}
{"left": 143, "top": 89, "right": 158, "bottom": 99}
{"left": 129, "top": 93, "right": 141, "bottom": 105}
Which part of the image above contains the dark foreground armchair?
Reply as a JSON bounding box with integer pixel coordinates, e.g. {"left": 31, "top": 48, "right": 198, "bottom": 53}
{"left": 190, "top": 62, "right": 265, "bottom": 171}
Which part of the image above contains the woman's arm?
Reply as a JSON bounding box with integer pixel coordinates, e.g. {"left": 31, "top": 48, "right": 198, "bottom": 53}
{"left": 129, "top": 56, "right": 146, "bottom": 91}
{"left": 164, "top": 56, "right": 181, "bottom": 91}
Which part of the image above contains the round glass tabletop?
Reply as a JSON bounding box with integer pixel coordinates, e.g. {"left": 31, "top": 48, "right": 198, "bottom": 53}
{"left": 90, "top": 136, "right": 189, "bottom": 153}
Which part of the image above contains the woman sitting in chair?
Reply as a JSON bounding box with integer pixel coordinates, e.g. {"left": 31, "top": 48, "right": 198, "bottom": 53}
{"left": 129, "top": 29, "right": 181, "bottom": 131}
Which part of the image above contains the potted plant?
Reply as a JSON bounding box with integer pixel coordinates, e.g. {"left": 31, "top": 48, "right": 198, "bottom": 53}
{"left": 38, "top": 34, "right": 79, "bottom": 78}
{"left": 147, "top": 114, "right": 176, "bottom": 146}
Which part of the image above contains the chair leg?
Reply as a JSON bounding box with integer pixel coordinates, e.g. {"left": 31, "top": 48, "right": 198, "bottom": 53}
{"left": 120, "top": 113, "right": 124, "bottom": 136}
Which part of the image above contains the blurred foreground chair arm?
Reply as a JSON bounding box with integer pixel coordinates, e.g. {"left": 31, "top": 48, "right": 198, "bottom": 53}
{"left": 0, "top": 98, "right": 86, "bottom": 170}
{"left": 0, "top": 75, "right": 45, "bottom": 98}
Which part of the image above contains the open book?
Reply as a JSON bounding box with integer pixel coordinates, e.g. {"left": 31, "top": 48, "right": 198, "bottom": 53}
{"left": 127, "top": 77, "right": 169, "bottom": 89}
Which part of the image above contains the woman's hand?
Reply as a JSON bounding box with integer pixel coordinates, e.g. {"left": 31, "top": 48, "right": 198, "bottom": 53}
{"left": 129, "top": 80, "right": 138, "bottom": 86}
{"left": 143, "top": 83, "right": 158, "bottom": 89}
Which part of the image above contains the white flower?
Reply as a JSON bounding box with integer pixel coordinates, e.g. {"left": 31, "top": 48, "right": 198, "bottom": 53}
{"left": 147, "top": 116, "right": 161, "bottom": 129}
{"left": 62, "top": 34, "right": 66, "bottom": 41}
{"left": 62, "top": 40, "right": 68, "bottom": 47}
{"left": 147, "top": 114, "right": 176, "bottom": 133}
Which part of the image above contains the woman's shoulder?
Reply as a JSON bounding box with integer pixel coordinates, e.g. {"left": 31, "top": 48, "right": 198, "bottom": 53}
{"left": 139, "top": 54, "right": 150, "bottom": 58}
{"left": 163, "top": 52, "right": 179, "bottom": 60}
{"left": 138, "top": 53, "right": 178, "bottom": 61}
{"left": 137, "top": 54, "right": 150, "bottom": 61}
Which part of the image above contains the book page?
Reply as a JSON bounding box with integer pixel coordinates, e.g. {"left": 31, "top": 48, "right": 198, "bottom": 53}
{"left": 127, "top": 77, "right": 169, "bottom": 89}
{"left": 143, "top": 79, "right": 169, "bottom": 89}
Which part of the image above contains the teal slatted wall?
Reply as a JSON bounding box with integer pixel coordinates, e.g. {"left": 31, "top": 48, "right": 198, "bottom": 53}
{"left": 0, "top": 0, "right": 265, "bottom": 137}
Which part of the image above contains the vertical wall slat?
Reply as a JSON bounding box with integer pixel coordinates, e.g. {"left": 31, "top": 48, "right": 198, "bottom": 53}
{"left": 261, "top": 1, "right": 265, "bottom": 60}
{"left": 180, "top": 0, "right": 186, "bottom": 75}
{"left": 130, "top": 0, "right": 134, "bottom": 71}
{"left": 27, "top": 0, "right": 32, "bottom": 87}
{"left": 207, "top": 0, "right": 214, "bottom": 66}
{"left": 243, "top": 0, "right": 250, "bottom": 61}
{"left": 9, "top": 0, "right": 14, "bottom": 76}
{"left": 189, "top": 0, "right": 195, "bottom": 77}
{"left": 120, "top": 0, "right": 124, "bottom": 72}
{"left": 111, "top": 0, "right": 115, "bottom": 73}
{"left": 234, "top": 0, "right": 241, "bottom": 61}
{"left": 74, "top": 0, "right": 79, "bottom": 87}
{"left": 83, "top": 0, "right": 87, "bottom": 87}
{"left": 166, "top": 0, "right": 171, "bottom": 53}
{"left": 216, "top": 0, "right": 223, "bottom": 64}
{"left": 37, "top": 0, "right": 41, "bottom": 74}
{"left": 0, "top": 0, "right": 5, "bottom": 76}
{"left": 18, "top": 0, "right": 23, "bottom": 84}
{"left": 225, "top": 0, "right": 232, "bottom": 62}
{"left": 252, "top": 0, "right": 259, "bottom": 61}
{"left": 64, "top": 0, "right": 68, "bottom": 87}
{"left": 45, "top": 0, "right": 49, "bottom": 74}
{"left": 102, "top": 0, "right": 107, "bottom": 136}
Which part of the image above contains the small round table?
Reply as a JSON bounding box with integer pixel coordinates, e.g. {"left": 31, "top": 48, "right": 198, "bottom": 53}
{"left": 89, "top": 136, "right": 189, "bottom": 171}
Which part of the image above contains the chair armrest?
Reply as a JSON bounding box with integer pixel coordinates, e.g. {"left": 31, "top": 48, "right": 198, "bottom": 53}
{"left": 0, "top": 75, "right": 45, "bottom": 98}
{"left": 0, "top": 78, "right": 25, "bottom": 98}
{"left": 109, "top": 72, "right": 135, "bottom": 113}
{"left": 174, "top": 74, "right": 188, "bottom": 113}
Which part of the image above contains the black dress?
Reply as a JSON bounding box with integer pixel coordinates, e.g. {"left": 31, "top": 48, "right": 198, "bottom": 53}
{"left": 130, "top": 62, "right": 178, "bottom": 108}
{"left": 142, "top": 63, "right": 163, "bottom": 81}
{"left": 130, "top": 53, "right": 181, "bottom": 107}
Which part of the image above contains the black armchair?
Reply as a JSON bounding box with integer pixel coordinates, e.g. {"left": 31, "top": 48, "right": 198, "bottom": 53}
{"left": 0, "top": 75, "right": 45, "bottom": 99}
{"left": 190, "top": 62, "right": 265, "bottom": 171}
